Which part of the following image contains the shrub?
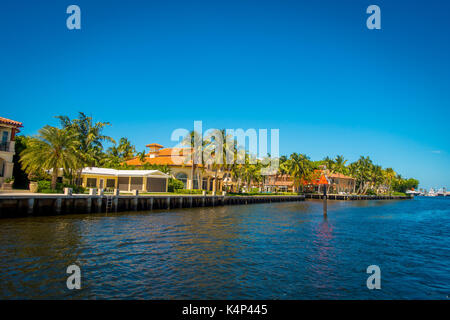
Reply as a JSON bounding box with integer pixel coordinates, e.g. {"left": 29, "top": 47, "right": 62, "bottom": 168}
{"left": 168, "top": 178, "right": 184, "bottom": 192}
{"left": 37, "top": 180, "right": 85, "bottom": 194}
{"left": 174, "top": 189, "right": 204, "bottom": 194}
{"left": 4, "top": 178, "right": 14, "bottom": 183}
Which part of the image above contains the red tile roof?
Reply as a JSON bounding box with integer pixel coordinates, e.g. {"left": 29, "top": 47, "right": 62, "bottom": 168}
{"left": 0, "top": 117, "right": 23, "bottom": 128}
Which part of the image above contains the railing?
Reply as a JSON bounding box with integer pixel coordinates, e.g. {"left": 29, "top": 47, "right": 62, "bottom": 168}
{"left": 0, "top": 142, "right": 10, "bottom": 152}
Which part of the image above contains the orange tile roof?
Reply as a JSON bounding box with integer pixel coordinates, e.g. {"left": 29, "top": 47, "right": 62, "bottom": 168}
{"left": 146, "top": 143, "right": 164, "bottom": 148}
{"left": 273, "top": 181, "right": 294, "bottom": 186}
{"left": 328, "top": 172, "right": 355, "bottom": 180}
{"left": 155, "top": 147, "right": 192, "bottom": 157}
{"left": 0, "top": 117, "right": 23, "bottom": 128}
{"left": 126, "top": 156, "right": 192, "bottom": 166}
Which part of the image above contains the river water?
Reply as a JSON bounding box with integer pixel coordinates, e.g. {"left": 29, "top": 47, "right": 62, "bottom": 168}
{"left": 0, "top": 197, "right": 448, "bottom": 299}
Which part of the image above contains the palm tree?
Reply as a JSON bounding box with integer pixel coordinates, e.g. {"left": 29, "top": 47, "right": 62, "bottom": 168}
{"left": 322, "top": 156, "right": 335, "bottom": 172}
{"left": 203, "top": 128, "right": 237, "bottom": 192}
{"left": 384, "top": 168, "right": 396, "bottom": 194}
{"left": 138, "top": 150, "right": 147, "bottom": 163}
{"left": 57, "top": 112, "right": 114, "bottom": 167}
{"left": 349, "top": 156, "right": 374, "bottom": 194}
{"left": 20, "top": 126, "right": 79, "bottom": 190}
{"left": 181, "top": 130, "right": 204, "bottom": 189}
{"left": 286, "top": 153, "right": 312, "bottom": 192}
{"left": 102, "top": 137, "right": 136, "bottom": 168}
{"left": 333, "top": 155, "right": 348, "bottom": 175}
{"left": 57, "top": 112, "right": 115, "bottom": 183}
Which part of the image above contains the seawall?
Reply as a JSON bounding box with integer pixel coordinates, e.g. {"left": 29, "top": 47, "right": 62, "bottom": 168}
{"left": 0, "top": 194, "right": 306, "bottom": 217}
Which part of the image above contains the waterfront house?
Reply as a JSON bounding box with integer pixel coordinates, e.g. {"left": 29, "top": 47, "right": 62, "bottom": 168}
{"left": 0, "top": 117, "right": 23, "bottom": 187}
{"left": 80, "top": 167, "right": 169, "bottom": 192}
{"left": 302, "top": 169, "right": 356, "bottom": 194}
{"left": 126, "top": 143, "right": 224, "bottom": 192}
{"left": 327, "top": 172, "right": 356, "bottom": 194}
{"left": 263, "top": 174, "right": 295, "bottom": 193}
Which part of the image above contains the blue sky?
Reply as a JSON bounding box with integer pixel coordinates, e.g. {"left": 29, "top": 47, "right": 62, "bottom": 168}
{"left": 1, "top": 0, "right": 449, "bottom": 189}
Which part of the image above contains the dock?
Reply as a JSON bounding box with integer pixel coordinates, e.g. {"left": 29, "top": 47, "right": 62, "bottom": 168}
{"left": 304, "top": 194, "right": 412, "bottom": 200}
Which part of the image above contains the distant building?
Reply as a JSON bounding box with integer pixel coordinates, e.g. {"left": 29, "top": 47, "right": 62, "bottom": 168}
{"left": 0, "top": 117, "right": 23, "bottom": 186}
{"left": 327, "top": 172, "right": 356, "bottom": 194}
{"left": 263, "top": 174, "right": 295, "bottom": 193}
{"left": 302, "top": 169, "right": 356, "bottom": 194}
{"left": 125, "top": 143, "right": 223, "bottom": 191}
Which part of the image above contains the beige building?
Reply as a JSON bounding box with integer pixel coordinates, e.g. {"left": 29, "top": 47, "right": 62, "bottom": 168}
{"left": 0, "top": 117, "right": 23, "bottom": 187}
{"left": 126, "top": 143, "right": 224, "bottom": 191}
{"left": 80, "top": 167, "right": 169, "bottom": 192}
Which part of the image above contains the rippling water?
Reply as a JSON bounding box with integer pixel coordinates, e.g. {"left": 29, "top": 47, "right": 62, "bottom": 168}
{"left": 0, "top": 197, "right": 449, "bottom": 299}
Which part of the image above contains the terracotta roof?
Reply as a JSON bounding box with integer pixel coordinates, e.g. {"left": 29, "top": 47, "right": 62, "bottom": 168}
{"left": 0, "top": 117, "right": 23, "bottom": 128}
{"left": 126, "top": 156, "right": 187, "bottom": 166}
{"left": 328, "top": 172, "right": 355, "bottom": 180}
{"left": 146, "top": 143, "right": 164, "bottom": 148}
{"left": 273, "top": 181, "right": 294, "bottom": 186}
{"left": 156, "top": 147, "right": 192, "bottom": 156}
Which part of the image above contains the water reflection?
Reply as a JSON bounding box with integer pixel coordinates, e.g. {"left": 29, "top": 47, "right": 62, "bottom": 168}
{"left": 0, "top": 197, "right": 448, "bottom": 299}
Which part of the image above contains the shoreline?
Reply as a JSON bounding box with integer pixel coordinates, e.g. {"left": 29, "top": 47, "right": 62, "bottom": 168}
{"left": 0, "top": 193, "right": 412, "bottom": 217}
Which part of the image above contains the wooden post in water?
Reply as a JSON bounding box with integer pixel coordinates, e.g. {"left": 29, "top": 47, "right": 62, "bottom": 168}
{"left": 323, "top": 185, "right": 327, "bottom": 216}
{"left": 318, "top": 174, "right": 328, "bottom": 217}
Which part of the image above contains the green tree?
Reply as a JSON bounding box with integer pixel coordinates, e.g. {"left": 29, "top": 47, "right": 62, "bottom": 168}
{"left": 286, "top": 153, "right": 313, "bottom": 192}
{"left": 57, "top": 112, "right": 114, "bottom": 167}
{"left": 12, "top": 135, "right": 30, "bottom": 189}
{"left": 20, "top": 126, "right": 79, "bottom": 190}
{"left": 103, "top": 137, "right": 136, "bottom": 168}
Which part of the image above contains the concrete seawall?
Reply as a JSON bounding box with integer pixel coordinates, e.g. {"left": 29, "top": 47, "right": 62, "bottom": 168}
{"left": 0, "top": 194, "right": 306, "bottom": 217}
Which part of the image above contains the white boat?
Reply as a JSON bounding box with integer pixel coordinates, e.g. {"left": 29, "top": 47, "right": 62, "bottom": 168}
{"left": 427, "top": 188, "right": 438, "bottom": 197}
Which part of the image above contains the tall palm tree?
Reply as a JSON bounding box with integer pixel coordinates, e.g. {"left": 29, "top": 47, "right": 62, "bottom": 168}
{"left": 384, "top": 168, "right": 396, "bottom": 194}
{"left": 334, "top": 155, "right": 348, "bottom": 174}
{"left": 322, "top": 156, "right": 335, "bottom": 172}
{"left": 181, "top": 130, "right": 204, "bottom": 189}
{"left": 101, "top": 137, "right": 136, "bottom": 168}
{"left": 57, "top": 112, "right": 114, "bottom": 167}
{"left": 286, "top": 153, "right": 312, "bottom": 192}
{"left": 349, "top": 156, "right": 374, "bottom": 194}
{"left": 20, "top": 126, "right": 79, "bottom": 190}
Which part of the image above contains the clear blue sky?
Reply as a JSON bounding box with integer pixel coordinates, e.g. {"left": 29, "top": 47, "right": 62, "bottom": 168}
{"left": 1, "top": 0, "right": 449, "bottom": 189}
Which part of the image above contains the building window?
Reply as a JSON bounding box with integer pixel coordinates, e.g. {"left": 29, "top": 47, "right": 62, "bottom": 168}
{"left": 106, "top": 179, "right": 116, "bottom": 188}
{"left": 1, "top": 131, "right": 8, "bottom": 143}
{"left": 0, "top": 132, "right": 8, "bottom": 151}
{"left": 86, "top": 178, "right": 97, "bottom": 188}
{"left": 175, "top": 173, "right": 188, "bottom": 188}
